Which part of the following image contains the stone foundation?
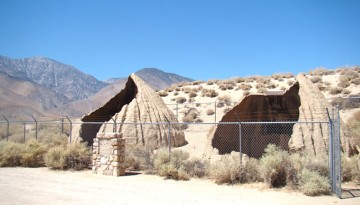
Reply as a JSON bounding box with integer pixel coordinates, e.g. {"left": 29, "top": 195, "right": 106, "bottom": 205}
{"left": 92, "top": 133, "right": 125, "bottom": 176}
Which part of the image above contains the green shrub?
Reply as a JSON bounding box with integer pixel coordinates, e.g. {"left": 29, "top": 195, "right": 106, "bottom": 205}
{"left": 300, "top": 169, "right": 331, "bottom": 196}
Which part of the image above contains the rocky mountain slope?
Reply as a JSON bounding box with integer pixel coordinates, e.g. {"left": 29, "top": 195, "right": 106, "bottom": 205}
{"left": 0, "top": 56, "right": 107, "bottom": 102}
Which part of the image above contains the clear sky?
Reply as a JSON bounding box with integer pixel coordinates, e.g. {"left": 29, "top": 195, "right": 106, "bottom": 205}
{"left": 0, "top": 0, "right": 359, "bottom": 81}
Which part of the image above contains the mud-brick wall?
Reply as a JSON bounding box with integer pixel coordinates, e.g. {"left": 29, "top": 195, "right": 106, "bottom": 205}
{"left": 92, "top": 133, "right": 125, "bottom": 176}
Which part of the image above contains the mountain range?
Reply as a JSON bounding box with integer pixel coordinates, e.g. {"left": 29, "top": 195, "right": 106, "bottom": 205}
{"left": 0, "top": 56, "right": 193, "bottom": 117}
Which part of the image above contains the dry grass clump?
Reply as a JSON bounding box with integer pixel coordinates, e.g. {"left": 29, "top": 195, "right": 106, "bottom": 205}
{"left": 188, "top": 90, "right": 197, "bottom": 98}
{"left": 125, "top": 143, "right": 156, "bottom": 171}
{"left": 45, "top": 143, "right": 90, "bottom": 170}
{"left": 342, "top": 155, "right": 360, "bottom": 182}
{"left": 238, "top": 83, "right": 252, "bottom": 90}
{"left": 207, "top": 79, "right": 218, "bottom": 85}
{"left": 310, "top": 76, "right": 322, "bottom": 84}
{"left": 201, "top": 88, "right": 218, "bottom": 98}
{"left": 158, "top": 91, "right": 168, "bottom": 97}
{"left": 154, "top": 149, "right": 190, "bottom": 180}
{"left": 192, "top": 80, "right": 204, "bottom": 85}
{"left": 209, "top": 153, "right": 261, "bottom": 184}
{"left": 266, "top": 82, "right": 277, "bottom": 89}
{"left": 257, "top": 87, "right": 268, "bottom": 94}
{"left": 176, "top": 96, "right": 187, "bottom": 104}
{"left": 309, "top": 67, "right": 334, "bottom": 76}
{"left": 218, "top": 95, "right": 232, "bottom": 106}
{"left": 329, "top": 86, "right": 343, "bottom": 95}
{"left": 206, "top": 108, "right": 215, "bottom": 115}
{"left": 182, "top": 108, "right": 199, "bottom": 123}
{"left": 218, "top": 80, "right": 236, "bottom": 90}
{"left": 272, "top": 73, "right": 294, "bottom": 80}
{"left": 299, "top": 169, "right": 331, "bottom": 196}
{"left": 234, "top": 77, "right": 245, "bottom": 83}
{"left": 338, "top": 76, "right": 351, "bottom": 88}
{"left": 351, "top": 77, "right": 360, "bottom": 85}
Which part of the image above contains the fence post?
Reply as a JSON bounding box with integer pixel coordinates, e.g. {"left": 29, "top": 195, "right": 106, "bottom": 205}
{"left": 326, "top": 107, "right": 334, "bottom": 192}
{"left": 238, "top": 122, "right": 242, "bottom": 168}
{"left": 31, "top": 115, "right": 38, "bottom": 140}
{"left": 23, "top": 122, "right": 26, "bottom": 143}
{"left": 168, "top": 122, "right": 171, "bottom": 161}
{"left": 66, "top": 116, "right": 72, "bottom": 143}
{"left": 61, "top": 118, "right": 64, "bottom": 134}
{"left": 2, "top": 115, "right": 9, "bottom": 141}
{"left": 214, "top": 100, "right": 217, "bottom": 122}
{"left": 110, "top": 117, "right": 117, "bottom": 132}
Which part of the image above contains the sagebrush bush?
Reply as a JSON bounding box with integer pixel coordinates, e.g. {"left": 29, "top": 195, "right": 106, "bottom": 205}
{"left": 201, "top": 88, "right": 218, "bottom": 98}
{"left": 0, "top": 141, "right": 25, "bottom": 167}
{"left": 210, "top": 153, "right": 241, "bottom": 184}
{"left": 310, "top": 76, "right": 322, "bottom": 83}
{"left": 154, "top": 149, "right": 190, "bottom": 180}
{"left": 218, "top": 95, "right": 231, "bottom": 106}
{"left": 125, "top": 143, "right": 156, "bottom": 171}
{"left": 329, "top": 87, "right": 343, "bottom": 95}
{"left": 183, "top": 157, "right": 208, "bottom": 178}
{"left": 206, "top": 108, "right": 215, "bottom": 115}
{"left": 182, "top": 108, "right": 198, "bottom": 122}
{"left": 300, "top": 169, "right": 331, "bottom": 196}
{"left": 239, "top": 83, "right": 252, "bottom": 90}
{"left": 45, "top": 143, "right": 90, "bottom": 170}
{"left": 21, "top": 139, "right": 46, "bottom": 167}
{"left": 259, "top": 144, "right": 289, "bottom": 188}
{"left": 342, "top": 155, "right": 360, "bottom": 182}
{"left": 176, "top": 96, "right": 187, "bottom": 104}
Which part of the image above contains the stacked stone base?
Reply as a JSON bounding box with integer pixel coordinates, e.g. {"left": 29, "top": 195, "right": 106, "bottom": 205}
{"left": 92, "top": 133, "right": 125, "bottom": 176}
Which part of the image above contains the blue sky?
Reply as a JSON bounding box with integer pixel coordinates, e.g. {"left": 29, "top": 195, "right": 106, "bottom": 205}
{"left": 0, "top": 0, "right": 359, "bottom": 81}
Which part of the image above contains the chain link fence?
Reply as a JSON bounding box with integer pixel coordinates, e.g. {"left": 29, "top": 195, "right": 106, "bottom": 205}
{"left": 0, "top": 116, "right": 354, "bottom": 198}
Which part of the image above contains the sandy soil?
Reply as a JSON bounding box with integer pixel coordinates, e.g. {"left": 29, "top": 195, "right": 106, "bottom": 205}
{"left": 0, "top": 168, "right": 358, "bottom": 205}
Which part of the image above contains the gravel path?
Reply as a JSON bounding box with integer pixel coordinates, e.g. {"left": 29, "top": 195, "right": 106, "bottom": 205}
{"left": 0, "top": 168, "right": 358, "bottom": 205}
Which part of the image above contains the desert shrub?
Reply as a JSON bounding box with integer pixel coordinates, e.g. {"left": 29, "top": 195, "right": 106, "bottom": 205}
{"left": 338, "top": 76, "right": 351, "bottom": 88}
{"left": 38, "top": 131, "right": 68, "bottom": 148}
{"left": 154, "top": 149, "right": 190, "bottom": 180}
{"left": 299, "top": 169, "right": 331, "bottom": 196}
{"left": 257, "top": 87, "right": 268, "bottom": 94}
{"left": 192, "top": 80, "right": 204, "bottom": 85}
{"left": 234, "top": 77, "right": 245, "bottom": 83}
{"left": 351, "top": 77, "right": 360, "bottom": 85}
{"left": 240, "top": 158, "right": 262, "bottom": 183}
{"left": 287, "top": 80, "right": 295, "bottom": 86}
{"left": 329, "top": 87, "right": 343, "bottom": 95}
{"left": 217, "top": 101, "right": 225, "bottom": 108}
{"left": 342, "top": 155, "right": 360, "bottom": 182}
{"left": 21, "top": 139, "right": 46, "bottom": 167}
{"left": 243, "top": 90, "right": 250, "bottom": 96}
{"left": 195, "top": 118, "right": 203, "bottom": 123}
{"left": 310, "top": 76, "right": 322, "bottom": 83}
{"left": 158, "top": 91, "right": 168, "bottom": 97}
{"left": 183, "top": 157, "right": 208, "bottom": 178}
{"left": 182, "top": 108, "right": 198, "bottom": 123}
{"left": 201, "top": 88, "right": 218, "bottom": 98}
{"left": 207, "top": 79, "right": 218, "bottom": 85}
{"left": 341, "top": 89, "right": 351, "bottom": 95}
{"left": 239, "top": 83, "right": 252, "bottom": 90}
{"left": 125, "top": 143, "right": 156, "bottom": 171}
{"left": 280, "top": 86, "right": 286, "bottom": 91}
{"left": 188, "top": 90, "right": 197, "bottom": 98}
{"left": 45, "top": 143, "right": 90, "bottom": 170}
{"left": 210, "top": 153, "right": 241, "bottom": 184}
{"left": 206, "top": 108, "right": 215, "bottom": 115}
{"left": 302, "top": 154, "right": 329, "bottom": 178}
{"left": 309, "top": 67, "right": 333, "bottom": 76}
{"left": 218, "top": 95, "right": 232, "bottom": 106}
{"left": 176, "top": 96, "right": 187, "bottom": 104}
{"left": 173, "top": 92, "right": 179, "bottom": 96}
{"left": 266, "top": 82, "right": 277, "bottom": 89}
{"left": 344, "top": 70, "right": 359, "bottom": 79}
{"left": 0, "top": 141, "right": 25, "bottom": 167}
{"left": 260, "top": 144, "right": 290, "bottom": 188}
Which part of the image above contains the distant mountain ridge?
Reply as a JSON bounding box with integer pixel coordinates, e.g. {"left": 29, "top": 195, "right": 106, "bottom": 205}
{"left": 0, "top": 55, "right": 193, "bottom": 117}
{"left": 0, "top": 56, "right": 107, "bottom": 102}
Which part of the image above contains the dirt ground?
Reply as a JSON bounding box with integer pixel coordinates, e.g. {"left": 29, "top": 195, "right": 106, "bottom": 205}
{"left": 0, "top": 168, "right": 358, "bottom": 205}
